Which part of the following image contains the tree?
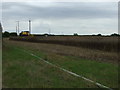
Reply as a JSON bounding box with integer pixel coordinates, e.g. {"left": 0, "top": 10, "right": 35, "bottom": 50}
{"left": 73, "top": 33, "right": 78, "bottom": 36}
{"left": 111, "top": 33, "right": 120, "bottom": 36}
{"left": 10, "top": 32, "right": 17, "bottom": 36}
{"left": 3, "top": 31, "right": 10, "bottom": 37}
{"left": 97, "top": 34, "right": 102, "bottom": 36}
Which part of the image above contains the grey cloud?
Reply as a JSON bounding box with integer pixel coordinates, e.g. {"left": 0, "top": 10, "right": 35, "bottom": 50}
{"left": 2, "top": 2, "right": 118, "bottom": 35}
{"left": 2, "top": 2, "right": 117, "bottom": 20}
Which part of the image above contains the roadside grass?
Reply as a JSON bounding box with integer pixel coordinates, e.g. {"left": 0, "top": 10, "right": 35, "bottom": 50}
{"left": 5, "top": 41, "right": 118, "bottom": 88}
{"left": 7, "top": 38, "right": 118, "bottom": 64}
{"left": 3, "top": 44, "right": 98, "bottom": 88}
{"left": 3, "top": 39, "right": 118, "bottom": 88}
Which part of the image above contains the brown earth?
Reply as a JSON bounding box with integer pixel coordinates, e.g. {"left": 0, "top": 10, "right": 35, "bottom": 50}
{"left": 4, "top": 38, "right": 118, "bottom": 64}
{"left": 9, "top": 36, "right": 119, "bottom": 52}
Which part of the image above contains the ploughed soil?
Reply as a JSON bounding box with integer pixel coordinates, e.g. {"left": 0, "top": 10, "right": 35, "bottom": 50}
{"left": 4, "top": 38, "right": 118, "bottom": 64}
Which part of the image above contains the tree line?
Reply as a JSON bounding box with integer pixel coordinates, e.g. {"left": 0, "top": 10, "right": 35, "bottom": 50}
{"left": 2, "top": 31, "right": 17, "bottom": 37}
{"left": 2, "top": 31, "right": 120, "bottom": 37}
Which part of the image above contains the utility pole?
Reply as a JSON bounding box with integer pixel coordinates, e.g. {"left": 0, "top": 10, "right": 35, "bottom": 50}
{"left": 0, "top": 22, "right": 3, "bottom": 41}
{"left": 29, "top": 20, "right": 31, "bottom": 34}
{"left": 15, "top": 21, "right": 17, "bottom": 35}
{"left": 16, "top": 21, "right": 19, "bottom": 35}
{"left": 0, "top": 22, "right": 2, "bottom": 33}
{"left": 49, "top": 28, "right": 51, "bottom": 35}
{"left": 48, "top": 24, "right": 51, "bottom": 35}
{"left": 16, "top": 26, "right": 17, "bottom": 35}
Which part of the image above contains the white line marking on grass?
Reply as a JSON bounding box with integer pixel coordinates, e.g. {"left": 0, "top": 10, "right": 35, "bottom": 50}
{"left": 16, "top": 47, "right": 113, "bottom": 90}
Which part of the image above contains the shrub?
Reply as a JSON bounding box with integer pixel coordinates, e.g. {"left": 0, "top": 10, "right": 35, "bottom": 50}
{"left": 2, "top": 31, "right": 10, "bottom": 37}
{"left": 10, "top": 32, "right": 17, "bottom": 36}
{"left": 73, "top": 33, "right": 78, "bottom": 36}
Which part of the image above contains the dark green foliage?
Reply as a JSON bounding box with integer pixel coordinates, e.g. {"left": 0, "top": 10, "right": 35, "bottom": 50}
{"left": 73, "top": 33, "right": 78, "bottom": 36}
{"left": 111, "top": 33, "right": 120, "bottom": 36}
{"left": 2, "top": 31, "right": 17, "bottom": 37}
{"left": 2, "top": 31, "right": 10, "bottom": 37}
{"left": 10, "top": 32, "right": 17, "bottom": 36}
{"left": 97, "top": 34, "right": 102, "bottom": 36}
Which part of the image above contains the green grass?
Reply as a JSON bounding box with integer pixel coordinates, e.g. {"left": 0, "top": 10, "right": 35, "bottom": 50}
{"left": 3, "top": 44, "right": 98, "bottom": 88}
{"left": 13, "top": 44, "right": 118, "bottom": 88}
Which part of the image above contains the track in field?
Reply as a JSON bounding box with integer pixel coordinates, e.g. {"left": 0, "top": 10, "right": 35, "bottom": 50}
{"left": 15, "top": 47, "right": 113, "bottom": 90}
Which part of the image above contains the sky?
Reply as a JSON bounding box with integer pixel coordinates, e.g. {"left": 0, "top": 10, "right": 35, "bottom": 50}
{"left": 1, "top": 1, "right": 118, "bottom": 35}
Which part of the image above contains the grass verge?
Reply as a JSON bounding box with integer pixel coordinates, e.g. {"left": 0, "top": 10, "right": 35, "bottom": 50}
{"left": 3, "top": 43, "right": 98, "bottom": 88}
{"left": 20, "top": 46, "right": 118, "bottom": 88}
{"left": 3, "top": 39, "right": 118, "bottom": 88}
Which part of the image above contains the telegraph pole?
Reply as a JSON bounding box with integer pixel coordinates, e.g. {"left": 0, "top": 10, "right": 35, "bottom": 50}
{"left": 0, "top": 22, "right": 3, "bottom": 41}
{"left": 16, "top": 21, "right": 19, "bottom": 35}
{"left": 48, "top": 24, "right": 51, "bottom": 35}
{"left": 15, "top": 21, "right": 17, "bottom": 35}
{"left": 0, "top": 22, "right": 2, "bottom": 33}
{"left": 49, "top": 28, "right": 51, "bottom": 35}
{"left": 29, "top": 20, "right": 31, "bottom": 34}
{"left": 16, "top": 26, "right": 17, "bottom": 35}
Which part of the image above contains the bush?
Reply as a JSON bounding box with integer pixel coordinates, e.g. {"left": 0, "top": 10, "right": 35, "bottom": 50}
{"left": 2, "top": 31, "right": 10, "bottom": 37}
{"left": 73, "top": 33, "right": 78, "bottom": 36}
{"left": 97, "top": 34, "right": 102, "bottom": 36}
{"left": 10, "top": 32, "right": 17, "bottom": 36}
{"left": 111, "top": 33, "right": 120, "bottom": 36}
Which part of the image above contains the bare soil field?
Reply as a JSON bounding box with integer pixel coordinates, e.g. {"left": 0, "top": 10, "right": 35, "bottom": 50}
{"left": 9, "top": 36, "right": 119, "bottom": 52}
{"left": 6, "top": 38, "right": 118, "bottom": 64}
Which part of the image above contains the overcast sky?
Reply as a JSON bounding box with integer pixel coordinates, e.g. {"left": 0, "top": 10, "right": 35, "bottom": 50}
{"left": 1, "top": 1, "right": 118, "bottom": 35}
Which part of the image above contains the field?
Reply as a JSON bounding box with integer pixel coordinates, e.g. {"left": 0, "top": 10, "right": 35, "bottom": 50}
{"left": 3, "top": 37, "right": 118, "bottom": 88}
{"left": 10, "top": 36, "right": 119, "bottom": 52}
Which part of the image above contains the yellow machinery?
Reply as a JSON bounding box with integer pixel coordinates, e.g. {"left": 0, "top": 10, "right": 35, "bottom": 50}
{"left": 20, "top": 31, "right": 30, "bottom": 36}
